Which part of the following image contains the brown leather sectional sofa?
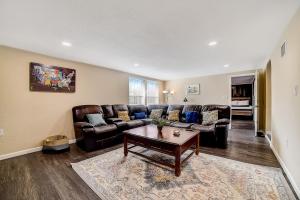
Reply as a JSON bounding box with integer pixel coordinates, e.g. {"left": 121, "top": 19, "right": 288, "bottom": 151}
{"left": 72, "top": 104, "right": 231, "bottom": 151}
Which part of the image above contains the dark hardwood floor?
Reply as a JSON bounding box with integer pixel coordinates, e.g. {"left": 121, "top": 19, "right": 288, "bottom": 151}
{"left": 231, "top": 119, "right": 255, "bottom": 130}
{"left": 0, "top": 128, "right": 282, "bottom": 200}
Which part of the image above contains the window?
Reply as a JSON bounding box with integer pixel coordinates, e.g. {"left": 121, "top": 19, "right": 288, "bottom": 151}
{"left": 146, "top": 80, "right": 159, "bottom": 104}
{"left": 129, "top": 77, "right": 159, "bottom": 105}
{"left": 129, "top": 77, "right": 145, "bottom": 104}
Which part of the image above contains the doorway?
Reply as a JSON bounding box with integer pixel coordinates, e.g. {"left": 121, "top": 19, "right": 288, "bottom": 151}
{"left": 230, "top": 73, "right": 258, "bottom": 134}
{"left": 265, "top": 61, "right": 272, "bottom": 142}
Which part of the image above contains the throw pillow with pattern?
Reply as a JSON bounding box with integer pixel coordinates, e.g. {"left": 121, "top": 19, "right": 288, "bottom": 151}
{"left": 149, "top": 109, "right": 163, "bottom": 119}
{"left": 168, "top": 110, "right": 180, "bottom": 121}
{"left": 118, "top": 111, "right": 130, "bottom": 122}
{"left": 202, "top": 110, "right": 218, "bottom": 125}
{"left": 86, "top": 113, "right": 107, "bottom": 126}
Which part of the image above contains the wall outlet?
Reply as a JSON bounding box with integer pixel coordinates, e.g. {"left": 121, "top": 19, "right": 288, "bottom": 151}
{"left": 0, "top": 129, "right": 4, "bottom": 136}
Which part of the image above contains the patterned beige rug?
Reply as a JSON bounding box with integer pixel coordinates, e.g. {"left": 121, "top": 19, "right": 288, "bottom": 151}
{"left": 72, "top": 147, "right": 296, "bottom": 200}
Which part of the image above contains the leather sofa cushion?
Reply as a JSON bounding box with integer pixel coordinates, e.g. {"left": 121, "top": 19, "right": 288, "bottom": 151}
{"left": 167, "top": 104, "right": 184, "bottom": 114}
{"left": 141, "top": 118, "right": 152, "bottom": 125}
{"left": 182, "top": 105, "right": 202, "bottom": 114}
{"left": 112, "top": 104, "right": 129, "bottom": 117}
{"left": 94, "top": 124, "right": 118, "bottom": 134}
{"left": 170, "top": 122, "right": 193, "bottom": 129}
{"left": 101, "top": 105, "right": 114, "bottom": 118}
{"left": 74, "top": 122, "right": 94, "bottom": 128}
{"left": 114, "top": 121, "right": 128, "bottom": 128}
{"left": 106, "top": 118, "right": 123, "bottom": 123}
{"left": 147, "top": 104, "right": 168, "bottom": 116}
{"left": 126, "top": 120, "right": 144, "bottom": 128}
{"left": 128, "top": 105, "right": 148, "bottom": 116}
{"left": 72, "top": 105, "right": 103, "bottom": 122}
{"left": 191, "top": 124, "right": 215, "bottom": 133}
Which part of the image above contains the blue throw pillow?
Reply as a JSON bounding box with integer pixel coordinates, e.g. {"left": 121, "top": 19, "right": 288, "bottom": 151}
{"left": 134, "top": 112, "right": 146, "bottom": 119}
{"left": 185, "top": 111, "right": 199, "bottom": 123}
{"left": 86, "top": 113, "right": 107, "bottom": 126}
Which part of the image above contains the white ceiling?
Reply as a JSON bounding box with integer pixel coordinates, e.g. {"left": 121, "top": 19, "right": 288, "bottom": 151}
{"left": 0, "top": 0, "right": 299, "bottom": 80}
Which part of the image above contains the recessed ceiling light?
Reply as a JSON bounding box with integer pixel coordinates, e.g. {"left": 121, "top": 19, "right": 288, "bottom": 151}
{"left": 134, "top": 63, "right": 140, "bottom": 67}
{"left": 224, "top": 64, "right": 230, "bottom": 68}
{"left": 208, "top": 41, "right": 218, "bottom": 46}
{"left": 62, "top": 41, "right": 72, "bottom": 47}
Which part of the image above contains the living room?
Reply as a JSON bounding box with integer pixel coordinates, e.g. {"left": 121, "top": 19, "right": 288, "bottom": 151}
{"left": 0, "top": 1, "right": 300, "bottom": 200}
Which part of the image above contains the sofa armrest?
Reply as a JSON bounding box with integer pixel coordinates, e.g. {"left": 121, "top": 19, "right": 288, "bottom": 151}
{"left": 106, "top": 118, "right": 123, "bottom": 124}
{"left": 74, "top": 122, "right": 94, "bottom": 128}
{"left": 82, "top": 127, "right": 96, "bottom": 136}
{"left": 214, "top": 118, "right": 230, "bottom": 126}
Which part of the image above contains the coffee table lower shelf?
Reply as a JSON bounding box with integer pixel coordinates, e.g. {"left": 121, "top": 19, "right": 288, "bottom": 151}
{"left": 124, "top": 133, "right": 199, "bottom": 177}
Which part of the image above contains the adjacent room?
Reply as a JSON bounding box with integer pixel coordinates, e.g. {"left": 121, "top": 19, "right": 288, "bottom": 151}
{"left": 0, "top": 1, "right": 300, "bottom": 199}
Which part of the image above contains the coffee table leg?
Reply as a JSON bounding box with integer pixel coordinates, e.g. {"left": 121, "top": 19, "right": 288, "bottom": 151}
{"left": 175, "top": 146, "right": 181, "bottom": 177}
{"left": 196, "top": 133, "right": 200, "bottom": 155}
{"left": 124, "top": 134, "right": 128, "bottom": 156}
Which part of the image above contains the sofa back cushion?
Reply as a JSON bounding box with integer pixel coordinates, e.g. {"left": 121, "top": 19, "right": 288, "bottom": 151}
{"left": 128, "top": 105, "right": 148, "bottom": 118}
{"left": 101, "top": 105, "right": 114, "bottom": 118}
{"left": 72, "top": 105, "right": 103, "bottom": 122}
{"left": 167, "top": 104, "right": 184, "bottom": 114}
{"left": 147, "top": 104, "right": 169, "bottom": 117}
{"left": 201, "top": 105, "right": 231, "bottom": 120}
{"left": 112, "top": 104, "right": 129, "bottom": 117}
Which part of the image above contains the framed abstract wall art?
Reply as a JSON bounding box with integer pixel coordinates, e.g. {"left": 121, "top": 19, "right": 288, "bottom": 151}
{"left": 186, "top": 84, "right": 200, "bottom": 95}
{"left": 30, "top": 62, "right": 76, "bottom": 93}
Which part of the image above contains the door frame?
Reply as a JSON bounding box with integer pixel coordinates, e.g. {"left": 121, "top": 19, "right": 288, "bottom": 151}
{"left": 229, "top": 71, "right": 259, "bottom": 135}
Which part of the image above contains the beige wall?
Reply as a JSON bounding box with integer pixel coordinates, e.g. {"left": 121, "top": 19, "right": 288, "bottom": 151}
{"left": 270, "top": 8, "right": 300, "bottom": 194}
{"left": 0, "top": 46, "right": 164, "bottom": 155}
{"left": 165, "top": 70, "right": 266, "bottom": 131}
{"left": 165, "top": 70, "right": 258, "bottom": 105}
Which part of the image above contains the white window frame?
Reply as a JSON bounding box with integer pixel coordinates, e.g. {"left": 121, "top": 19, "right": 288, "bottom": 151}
{"left": 128, "top": 77, "right": 160, "bottom": 105}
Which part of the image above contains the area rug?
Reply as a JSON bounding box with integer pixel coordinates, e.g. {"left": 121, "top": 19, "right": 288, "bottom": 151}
{"left": 71, "top": 147, "right": 296, "bottom": 200}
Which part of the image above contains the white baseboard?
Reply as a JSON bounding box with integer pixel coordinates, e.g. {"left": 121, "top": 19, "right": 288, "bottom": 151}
{"left": 69, "top": 139, "right": 76, "bottom": 144}
{"left": 265, "top": 132, "right": 271, "bottom": 144}
{"left": 270, "top": 143, "right": 300, "bottom": 198}
{"left": 0, "top": 139, "right": 76, "bottom": 161}
{"left": 0, "top": 146, "right": 43, "bottom": 161}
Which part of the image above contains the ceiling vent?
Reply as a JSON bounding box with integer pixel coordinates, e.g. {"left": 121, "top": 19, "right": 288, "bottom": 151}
{"left": 281, "top": 41, "right": 287, "bottom": 57}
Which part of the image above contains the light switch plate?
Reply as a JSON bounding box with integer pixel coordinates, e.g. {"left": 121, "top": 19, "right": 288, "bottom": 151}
{"left": 0, "top": 129, "right": 4, "bottom": 136}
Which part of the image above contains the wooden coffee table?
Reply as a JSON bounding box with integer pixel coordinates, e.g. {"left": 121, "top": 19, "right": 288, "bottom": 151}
{"left": 123, "top": 125, "right": 200, "bottom": 176}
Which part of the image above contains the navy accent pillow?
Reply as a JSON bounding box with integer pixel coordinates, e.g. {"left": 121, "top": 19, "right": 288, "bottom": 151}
{"left": 185, "top": 111, "right": 199, "bottom": 123}
{"left": 134, "top": 112, "right": 146, "bottom": 119}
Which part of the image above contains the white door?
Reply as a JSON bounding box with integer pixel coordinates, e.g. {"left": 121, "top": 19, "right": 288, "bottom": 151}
{"left": 253, "top": 71, "right": 259, "bottom": 136}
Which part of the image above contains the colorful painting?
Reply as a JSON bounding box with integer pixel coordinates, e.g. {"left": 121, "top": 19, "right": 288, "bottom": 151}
{"left": 30, "top": 62, "right": 76, "bottom": 93}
